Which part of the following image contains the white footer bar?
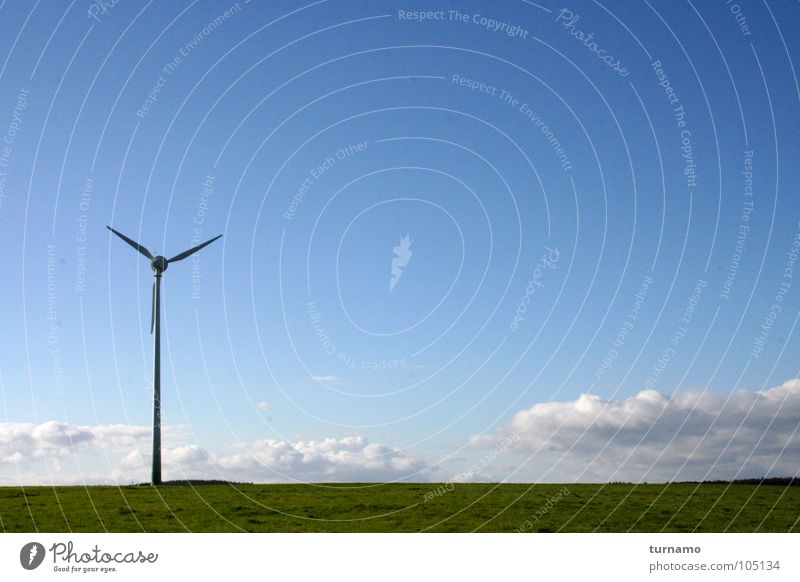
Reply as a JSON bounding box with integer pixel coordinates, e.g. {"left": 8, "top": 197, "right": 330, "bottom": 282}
{"left": 1, "top": 533, "right": 795, "bottom": 581}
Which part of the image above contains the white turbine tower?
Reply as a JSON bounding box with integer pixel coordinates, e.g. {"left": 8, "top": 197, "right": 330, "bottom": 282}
{"left": 107, "top": 226, "right": 222, "bottom": 485}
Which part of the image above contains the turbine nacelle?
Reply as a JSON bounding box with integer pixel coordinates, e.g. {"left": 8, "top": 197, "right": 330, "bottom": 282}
{"left": 151, "top": 256, "right": 168, "bottom": 273}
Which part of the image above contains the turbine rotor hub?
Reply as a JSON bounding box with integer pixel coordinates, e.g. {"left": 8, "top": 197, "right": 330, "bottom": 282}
{"left": 151, "top": 256, "right": 168, "bottom": 273}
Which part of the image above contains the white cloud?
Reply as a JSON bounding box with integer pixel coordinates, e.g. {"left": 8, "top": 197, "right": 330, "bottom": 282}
{"left": 471, "top": 379, "right": 800, "bottom": 482}
{"left": 255, "top": 401, "right": 271, "bottom": 411}
{"left": 311, "top": 375, "right": 341, "bottom": 384}
{"left": 0, "top": 421, "right": 150, "bottom": 464}
{"left": 0, "top": 421, "right": 427, "bottom": 485}
{"left": 169, "top": 435, "right": 428, "bottom": 483}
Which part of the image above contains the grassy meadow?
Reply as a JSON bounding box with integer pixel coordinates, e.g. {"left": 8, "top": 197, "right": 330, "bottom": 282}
{"left": 0, "top": 482, "right": 797, "bottom": 533}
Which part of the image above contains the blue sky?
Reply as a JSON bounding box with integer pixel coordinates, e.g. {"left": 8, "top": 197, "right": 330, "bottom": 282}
{"left": 1, "top": 0, "right": 799, "bottom": 484}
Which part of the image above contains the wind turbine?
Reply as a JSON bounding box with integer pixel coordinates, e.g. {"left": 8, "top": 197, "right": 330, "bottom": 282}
{"left": 107, "top": 226, "right": 222, "bottom": 485}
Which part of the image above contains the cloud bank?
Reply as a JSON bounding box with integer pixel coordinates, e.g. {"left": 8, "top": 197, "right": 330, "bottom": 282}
{"left": 471, "top": 379, "right": 800, "bottom": 482}
{"left": 4, "top": 380, "right": 799, "bottom": 484}
{"left": 0, "top": 422, "right": 427, "bottom": 485}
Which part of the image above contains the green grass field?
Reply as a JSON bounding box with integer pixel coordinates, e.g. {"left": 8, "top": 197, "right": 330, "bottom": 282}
{"left": 1, "top": 483, "right": 797, "bottom": 533}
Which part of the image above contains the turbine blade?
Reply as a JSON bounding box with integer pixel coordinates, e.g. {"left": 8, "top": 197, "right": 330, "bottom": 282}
{"left": 168, "top": 234, "right": 222, "bottom": 263}
{"left": 107, "top": 226, "right": 154, "bottom": 260}
{"left": 150, "top": 281, "right": 155, "bottom": 334}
